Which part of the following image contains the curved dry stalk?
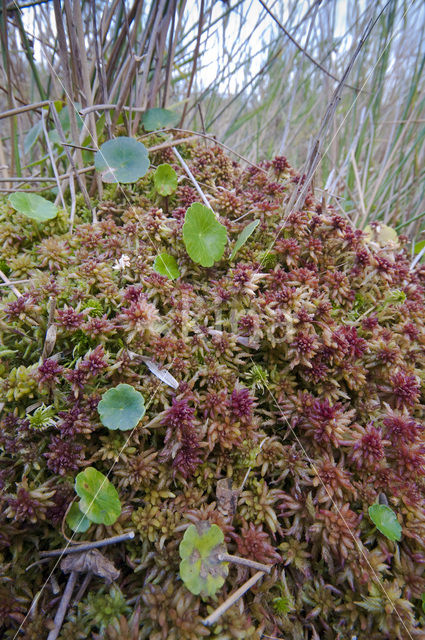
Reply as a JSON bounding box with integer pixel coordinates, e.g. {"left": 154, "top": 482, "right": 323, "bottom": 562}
{"left": 46, "top": 570, "right": 78, "bottom": 640}
{"left": 202, "top": 570, "right": 266, "bottom": 627}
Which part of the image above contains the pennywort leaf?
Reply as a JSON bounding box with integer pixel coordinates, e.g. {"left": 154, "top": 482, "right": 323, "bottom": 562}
{"left": 75, "top": 467, "right": 121, "bottom": 526}
{"left": 95, "top": 137, "right": 150, "bottom": 183}
{"left": 154, "top": 164, "right": 178, "bottom": 196}
{"left": 364, "top": 224, "right": 399, "bottom": 247}
{"left": 142, "top": 108, "right": 179, "bottom": 132}
{"left": 368, "top": 503, "right": 402, "bottom": 541}
{"left": 153, "top": 252, "right": 180, "bottom": 280}
{"left": 182, "top": 203, "right": 227, "bottom": 267}
{"left": 97, "top": 384, "right": 145, "bottom": 431}
{"left": 179, "top": 522, "right": 228, "bottom": 596}
{"left": 8, "top": 192, "right": 58, "bottom": 222}
{"left": 66, "top": 502, "right": 91, "bottom": 532}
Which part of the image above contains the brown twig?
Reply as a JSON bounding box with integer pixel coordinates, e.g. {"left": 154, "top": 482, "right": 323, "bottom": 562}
{"left": 0, "top": 268, "right": 23, "bottom": 298}
{"left": 0, "top": 100, "right": 51, "bottom": 120}
{"left": 0, "top": 165, "right": 94, "bottom": 183}
{"left": 46, "top": 570, "right": 78, "bottom": 640}
{"left": 0, "top": 187, "right": 54, "bottom": 193}
{"left": 218, "top": 553, "right": 271, "bottom": 574}
{"left": 72, "top": 571, "right": 93, "bottom": 605}
{"left": 0, "top": 278, "right": 30, "bottom": 287}
{"left": 202, "top": 570, "right": 265, "bottom": 627}
{"left": 0, "top": 176, "right": 57, "bottom": 182}
{"left": 25, "top": 557, "right": 52, "bottom": 572}
{"left": 79, "top": 103, "right": 151, "bottom": 115}
{"left": 40, "top": 531, "right": 135, "bottom": 558}
{"left": 61, "top": 142, "right": 97, "bottom": 152}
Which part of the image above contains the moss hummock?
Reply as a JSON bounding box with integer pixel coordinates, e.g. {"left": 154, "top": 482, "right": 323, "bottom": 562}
{"left": 0, "top": 138, "right": 424, "bottom": 639}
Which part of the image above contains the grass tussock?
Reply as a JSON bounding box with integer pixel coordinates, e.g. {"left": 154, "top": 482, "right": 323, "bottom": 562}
{"left": 0, "top": 1, "right": 424, "bottom": 235}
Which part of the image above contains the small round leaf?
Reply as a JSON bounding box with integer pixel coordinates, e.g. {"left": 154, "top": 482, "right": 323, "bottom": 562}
{"left": 368, "top": 503, "right": 402, "bottom": 541}
{"left": 153, "top": 252, "right": 180, "bottom": 280}
{"left": 8, "top": 192, "right": 58, "bottom": 222}
{"left": 98, "top": 383, "right": 145, "bottom": 431}
{"left": 179, "top": 522, "right": 228, "bottom": 597}
{"left": 142, "top": 108, "right": 179, "bottom": 132}
{"left": 154, "top": 164, "right": 178, "bottom": 196}
{"left": 75, "top": 467, "right": 121, "bottom": 526}
{"left": 66, "top": 502, "right": 91, "bottom": 532}
{"left": 182, "top": 203, "right": 227, "bottom": 267}
{"left": 230, "top": 219, "right": 259, "bottom": 260}
{"left": 95, "top": 137, "right": 150, "bottom": 183}
{"left": 364, "top": 224, "right": 399, "bottom": 247}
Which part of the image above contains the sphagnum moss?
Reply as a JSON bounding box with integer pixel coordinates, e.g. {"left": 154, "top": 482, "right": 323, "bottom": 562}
{"left": 0, "top": 138, "right": 425, "bottom": 639}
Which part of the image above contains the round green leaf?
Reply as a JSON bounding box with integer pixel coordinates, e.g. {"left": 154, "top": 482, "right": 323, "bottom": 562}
{"left": 154, "top": 163, "right": 178, "bottom": 196}
{"left": 153, "top": 252, "right": 180, "bottom": 280}
{"left": 95, "top": 137, "right": 150, "bottom": 183}
{"left": 182, "top": 203, "right": 227, "bottom": 267}
{"left": 75, "top": 467, "right": 121, "bottom": 526}
{"left": 179, "top": 523, "right": 228, "bottom": 597}
{"left": 364, "top": 224, "right": 399, "bottom": 247}
{"left": 230, "top": 219, "right": 259, "bottom": 260}
{"left": 66, "top": 502, "right": 91, "bottom": 533}
{"left": 8, "top": 192, "right": 58, "bottom": 222}
{"left": 142, "top": 108, "right": 179, "bottom": 132}
{"left": 98, "top": 383, "right": 145, "bottom": 431}
{"left": 368, "top": 504, "right": 402, "bottom": 541}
